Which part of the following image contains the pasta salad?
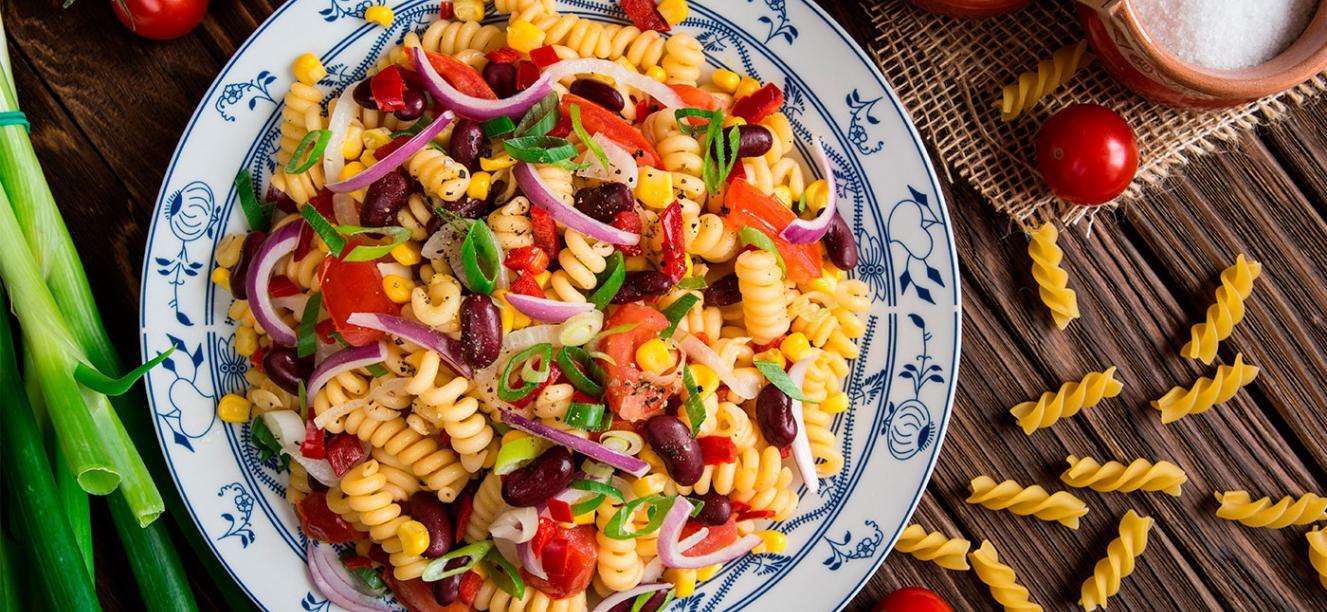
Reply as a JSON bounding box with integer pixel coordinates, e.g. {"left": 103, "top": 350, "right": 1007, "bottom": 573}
{"left": 213, "top": 2, "right": 867, "bottom": 610}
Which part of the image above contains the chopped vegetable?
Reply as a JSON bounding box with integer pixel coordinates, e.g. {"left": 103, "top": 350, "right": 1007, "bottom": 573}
{"left": 660, "top": 294, "right": 700, "bottom": 340}
{"left": 460, "top": 218, "right": 502, "bottom": 295}
{"left": 754, "top": 359, "right": 808, "bottom": 402}
{"left": 234, "top": 170, "right": 272, "bottom": 231}
{"left": 681, "top": 364, "right": 708, "bottom": 434}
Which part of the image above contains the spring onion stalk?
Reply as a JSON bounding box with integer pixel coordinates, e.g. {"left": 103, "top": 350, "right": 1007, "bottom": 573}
{"left": 0, "top": 286, "right": 102, "bottom": 611}
{"left": 0, "top": 531, "right": 20, "bottom": 611}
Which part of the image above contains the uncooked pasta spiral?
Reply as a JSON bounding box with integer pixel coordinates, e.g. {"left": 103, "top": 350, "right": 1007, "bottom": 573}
{"left": 966, "top": 475, "right": 1088, "bottom": 529}
{"left": 1181, "top": 254, "right": 1262, "bottom": 364}
{"left": 687, "top": 213, "right": 739, "bottom": 262}
{"left": 1079, "top": 510, "right": 1153, "bottom": 611}
{"left": 895, "top": 524, "right": 971, "bottom": 571}
{"left": 997, "top": 40, "right": 1092, "bottom": 121}
{"left": 342, "top": 408, "right": 472, "bottom": 501}
{"left": 1307, "top": 526, "right": 1327, "bottom": 589}
{"left": 969, "top": 540, "right": 1042, "bottom": 612}
{"left": 407, "top": 350, "right": 494, "bottom": 472}
{"left": 465, "top": 472, "right": 509, "bottom": 543}
{"left": 594, "top": 496, "right": 644, "bottom": 593}
{"left": 1009, "top": 367, "right": 1123, "bottom": 434}
{"left": 1151, "top": 353, "right": 1259, "bottom": 424}
{"left": 1213, "top": 490, "right": 1327, "bottom": 529}
{"left": 488, "top": 196, "right": 535, "bottom": 251}
{"left": 1028, "top": 223, "right": 1079, "bottom": 330}
{"left": 408, "top": 148, "right": 470, "bottom": 202}
{"left": 472, "top": 579, "right": 587, "bottom": 612}
{"left": 1061, "top": 455, "right": 1186, "bottom": 496}
{"left": 409, "top": 272, "right": 463, "bottom": 333}
{"left": 409, "top": 19, "right": 503, "bottom": 56}
{"left": 557, "top": 230, "right": 614, "bottom": 291}
{"left": 736, "top": 250, "right": 791, "bottom": 345}
{"left": 661, "top": 33, "right": 703, "bottom": 85}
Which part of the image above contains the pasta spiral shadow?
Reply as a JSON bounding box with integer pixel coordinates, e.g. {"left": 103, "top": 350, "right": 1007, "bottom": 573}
{"left": 1061, "top": 455, "right": 1187, "bottom": 496}
{"left": 1181, "top": 254, "right": 1262, "bottom": 364}
{"left": 1079, "top": 510, "right": 1153, "bottom": 611}
{"left": 966, "top": 475, "right": 1088, "bottom": 528}
{"left": 1028, "top": 223, "right": 1079, "bottom": 330}
{"left": 895, "top": 524, "right": 971, "bottom": 571}
{"left": 1151, "top": 353, "right": 1259, "bottom": 424}
{"left": 1214, "top": 490, "right": 1327, "bottom": 529}
{"left": 1009, "top": 367, "right": 1122, "bottom": 434}
{"left": 969, "top": 540, "right": 1042, "bottom": 612}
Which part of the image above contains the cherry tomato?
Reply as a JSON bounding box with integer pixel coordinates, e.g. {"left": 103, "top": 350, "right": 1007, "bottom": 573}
{"left": 294, "top": 492, "right": 361, "bottom": 544}
{"left": 112, "top": 0, "right": 209, "bottom": 40}
{"left": 723, "top": 180, "right": 824, "bottom": 283}
{"left": 559, "top": 94, "right": 663, "bottom": 168}
{"left": 319, "top": 257, "right": 398, "bottom": 346}
{"left": 678, "top": 518, "right": 739, "bottom": 556}
{"left": 873, "top": 586, "right": 953, "bottom": 612}
{"left": 521, "top": 524, "right": 597, "bottom": 599}
{"left": 601, "top": 304, "right": 679, "bottom": 421}
{"left": 1035, "top": 103, "right": 1138, "bottom": 206}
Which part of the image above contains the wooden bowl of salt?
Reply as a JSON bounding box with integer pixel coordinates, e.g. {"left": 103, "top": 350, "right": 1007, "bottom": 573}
{"left": 1077, "top": 0, "right": 1327, "bottom": 108}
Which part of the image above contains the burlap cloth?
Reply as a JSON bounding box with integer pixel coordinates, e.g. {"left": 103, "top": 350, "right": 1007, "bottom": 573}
{"left": 866, "top": 0, "right": 1327, "bottom": 229}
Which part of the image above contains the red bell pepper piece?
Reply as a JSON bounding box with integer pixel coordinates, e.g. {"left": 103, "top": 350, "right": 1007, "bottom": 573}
{"left": 438, "top": 0, "right": 454, "bottom": 20}
{"left": 620, "top": 0, "right": 670, "bottom": 32}
{"left": 267, "top": 275, "right": 301, "bottom": 298}
{"left": 610, "top": 210, "right": 642, "bottom": 256}
{"left": 295, "top": 492, "right": 362, "bottom": 544}
{"left": 530, "top": 207, "right": 560, "bottom": 258}
{"left": 731, "top": 83, "right": 785, "bottom": 124}
{"left": 370, "top": 65, "right": 408, "bottom": 112}
{"left": 659, "top": 200, "right": 687, "bottom": 282}
{"left": 509, "top": 271, "right": 543, "bottom": 298}
{"left": 454, "top": 490, "right": 474, "bottom": 544}
{"left": 531, "top": 517, "right": 558, "bottom": 556}
{"left": 530, "top": 45, "right": 560, "bottom": 68}
{"left": 509, "top": 361, "right": 561, "bottom": 409}
{"left": 504, "top": 245, "right": 551, "bottom": 274}
{"left": 341, "top": 555, "right": 374, "bottom": 570}
{"left": 300, "top": 417, "right": 326, "bottom": 459}
{"left": 547, "top": 497, "right": 575, "bottom": 523}
{"left": 248, "top": 345, "right": 268, "bottom": 373}
{"left": 486, "top": 47, "right": 520, "bottom": 64}
{"left": 515, "top": 60, "right": 541, "bottom": 92}
{"left": 559, "top": 94, "right": 663, "bottom": 168}
{"left": 697, "top": 436, "right": 737, "bottom": 465}
{"left": 423, "top": 51, "right": 498, "bottom": 99}
{"left": 736, "top": 509, "right": 775, "bottom": 521}
{"left": 459, "top": 571, "right": 483, "bottom": 606}
{"left": 324, "top": 434, "right": 367, "bottom": 477}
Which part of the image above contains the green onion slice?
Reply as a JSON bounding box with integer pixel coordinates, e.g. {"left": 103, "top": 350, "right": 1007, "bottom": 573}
{"left": 604, "top": 496, "right": 674, "bottom": 540}
{"left": 551, "top": 158, "right": 592, "bottom": 171}
{"left": 296, "top": 293, "right": 323, "bottom": 358}
{"left": 571, "top": 494, "right": 606, "bottom": 516}
{"left": 570, "top": 104, "right": 610, "bottom": 171}
{"left": 481, "top": 115, "right": 516, "bottom": 139}
{"left": 234, "top": 170, "right": 272, "bottom": 232}
{"left": 391, "top": 115, "right": 433, "bottom": 139}
{"left": 701, "top": 125, "right": 741, "bottom": 196}
{"left": 675, "top": 276, "right": 708, "bottom": 290}
{"left": 297, "top": 380, "right": 308, "bottom": 422}
{"left": 514, "top": 91, "right": 561, "bottom": 138}
{"left": 494, "top": 436, "right": 545, "bottom": 475}
{"left": 71, "top": 346, "right": 175, "bottom": 397}
{"left": 681, "top": 364, "right": 707, "bottom": 435}
{"left": 460, "top": 219, "right": 502, "bottom": 295}
{"left": 503, "top": 135, "right": 578, "bottom": 164}
{"left": 367, "top": 363, "right": 390, "bottom": 377}
{"left": 738, "top": 226, "right": 786, "bottom": 278}
{"left": 594, "top": 323, "right": 637, "bottom": 341}
{"left": 588, "top": 251, "right": 625, "bottom": 310}
{"left": 565, "top": 402, "right": 605, "bottom": 431}
{"left": 794, "top": 190, "right": 809, "bottom": 215}
{"left": 300, "top": 205, "right": 347, "bottom": 256}
{"left": 421, "top": 541, "right": 494, "bottom": 582}
{"left": 498, "top": 343, "right": 553, "bottom": 402}
{"left": 556, "top": 346, "right": 604, "bottom": 397}
{"left": 483, "top": 547, "right": 526, "bottom": 600}
{"left": 659, "top": 294, "right": 700, "bottom": 340}
{"left": 286, "top": 129, "right": 332, "bottom": 174}
{"left": 571, "top": 479, "right": 624, "bottom": 502}
{"left": 673, "top": 108, "right": 721, "bottom": 138}
{"left": 333, "top": 225, "right": 411, "bottom": 263}
{"left": 754, "top": 359, "right": 808, "bottom": 401}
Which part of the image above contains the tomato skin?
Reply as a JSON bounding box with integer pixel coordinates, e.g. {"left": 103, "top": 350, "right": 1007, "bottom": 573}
{"left": 423, "top": 51, "right": 498, "bottom": 99}
{"left": 1035, "top": 103, "right": 1138, "bottom": 206}
{"left": 559, "top": 94, "right": 663, "bottom": 168}
{"left": 601, "top": 304, "right": 677, "bottom": 421}
{"left": 112, "top": 0, "right": 209, "bottom": 40}
{"left": 319, "top": 257, "right": 398, "bottom": 346}
{"left": 295, "top": 492, "right": 361, "bottom": 544}
{"left": 723, "top": 180, "right": 824, "bottom": 283}
{"left": 873, "top": 587, "right": 953, "bottom": 612}
{"left": 679, "top": 518, "right": 738, "bottom": 556}
{"left": 670, "top": 84, "right": 723, "bottom": 113}
{"left": 522, "top": 524, "right": 597, "bottom": 599}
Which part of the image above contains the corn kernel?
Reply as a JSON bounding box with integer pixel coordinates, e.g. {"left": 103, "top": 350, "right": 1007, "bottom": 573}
{"left": 507, "top": 20, "right": 547, "bottom": 53}
{"left": 721, "top": 115, "right": 747, "bottom": 128}
{"left": 635, "top": 339, "right": 676, "bottom": 375}
{"left": 646, "top": 65, "right": 668, "bottom": 82}
{"left": 573, "top": 510, "right": 596, "bottom": 525}
{"left": 752, "top": 530, "right": 787, "bottom": 554}
{"left": 821, "top": 391, "right": 850, "bottom": 414}
{"left": 493, "top": 289, "right": 531, "bottom": 334}
{"left": 754, "top": 348, "right": 785, "bottom": 369}
{"left": 359, "top": 151, "right": 378, "bottom": 167}
{"left": 689, "top": 364, "right": 720, "bottom": 399}
{"left": 467, "top": 171, "right": 492, "bottom": 201}
{"left": 632, "top": 473, "right": 668, "bottom": 498}
{"left": 614, "top": 57, "right": 639, "bottom": 72}
{"left": 735, "top": 76, "right": 762, "bottom": 100}
{"left": 683, "top": 254, "right": 693, "bottom": 278}
{"left": 390, "top": 242, "right": 422, "bottom": 267}
{"left": 665, "top": 569, "right": 698, "bottom": 597}
{"left": 695, "top": 564, "right": 722, "bottom": 582}
{"left": 625, "top": 255, "right": 651, "bottom": 272}
{"left": 364, "top": 5, "right": 395, "bottom": 27}
{"left": 773, "top": 185, "right": 793, "bottom": 207}
{"left": 807, "top": 269, "right": 838, "bottom": 295}
{"left": 711, "top": 69, "right": 741, "bottom": 93}
{"left": 657, "top": 0, "right": 689, "bottom": 25}
{"left": 780, "top": 333, "right": 813, "bottom": 363}
{"left": 480, "top": 153, "right": 517, "bottom": 172}
{"left": 211, "top": 267, "right": 231, "bottom": 288}
{"left": 363, "top": 127, "right": 393, "bottom": 151}
{"left": 454, "top": 0, "right": 485, "bottom": 21}
{"left": 534, "top": 271, "right": 551, "bottom": 289}
{"left": 339, "top": 161, "right": 366, "bottom": 182}
{"left": 804, "top": 179, "right": 830, "bottom": 213}
{"left": 382, "top": 275, "right": 415, "bottom": 304}
{"left": 292, "top": 53, "right": 326, "bottom": 86}
{"left": 235, "top": 325, "right": 258, "bottom": 357}
{"left": 635, "top": 167, "right": 674, "bottom": 210}
{"left": 341, "top": 126, "right": 364, "bottom": 161}
{"left": 217, "top": 393, "right": 252, "bottom": 424}
{"left": 396, "top": 520, "right": 430, "bottom": 556}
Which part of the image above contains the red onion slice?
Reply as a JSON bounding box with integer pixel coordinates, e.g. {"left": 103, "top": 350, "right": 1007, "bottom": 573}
{"left": 306, "top": 542, "right": 392, "bottom": 612}
{"left": 590, "top": 583, "right": 673, "bottom": 612}
{"left": 503, "top": 412, "right": 649, "bottom": 476}
{"left": 324, "top": 83, "right": 360, "bottom": 184}
{"left": 243, "top": 219, "right": 304, "bottom": 346}
{"left": 577, "top": 133, "right": 639, "bottom": 187}
{"left": 412, "top": 47, "right": 552, "bottom": 120}
{"left": 505, "top": 293, "right": 596, "bottom": 323}
{"left": 543, "top": 58, "right": 684, "bottom": 109}
{"left": 326, "top": 110, "right": 455, "bottom": 193}
{"left": 345, "top": 312, "right": 472, "bottom": 378}
{"left": 779, "top": 136, "right": 838, "bottom": 244}
{"left": 675, "top": 333, "right": 760, "bottom": 400}
{"left": 514, "top": 163, "right": 640, "bottom": 246}
{"left": 786, "top": 356, "right": 819, "bottom": 495}
{"left": 306, "top": 342, "right": 387, "bottom": 410}
{"left": 656, "top": 497, "right": 761, "bottom": 569}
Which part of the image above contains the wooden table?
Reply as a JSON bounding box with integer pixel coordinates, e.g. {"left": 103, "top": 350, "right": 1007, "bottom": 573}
{"left": 6, "top": 0, "right": 1327, "bottom": 609}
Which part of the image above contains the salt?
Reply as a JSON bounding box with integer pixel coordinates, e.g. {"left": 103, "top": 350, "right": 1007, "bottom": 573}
{"left": 1131, "top": 0, "right": 1318, "bottom": 70}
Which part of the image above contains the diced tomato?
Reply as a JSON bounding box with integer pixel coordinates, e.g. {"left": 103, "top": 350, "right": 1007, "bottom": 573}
{"left": 601, "top": 304, "right": 678, "bottom": 421}
{"left": 510, "top": 271, "right": 543, "bottom": 298}
{"left": 438, "top": 0, "right": 454, "bottom": 20}
{"left": 620, "top": 0, "right": 670, "bottom": 32}
{"left": 679, "top": 518, "right": 739, "bottom": 556}
{"left": 373, "top": 135, "right": 414, "bottom": 159}
{"left": 454, "top": 490, "right": 474, "bottom": 544}
{"left": 314, "top": 319, "right": 337, "bottom": 344}
{"left": 530, "top": 207, "right": 560, "bottom": 257}
{"left": 508, "top": 361, "right": 561, "bottom": 409}
{"left": 723, "top": 180, "right": 823, "bottom": 283}
{"left": 737, "top": 509, "right": 775, "bottom": 521}
{"left": 515, "top": 60, "right": 541, "bottom": 92}
{"left": 635, "top": 99, "right": 665, "bottom": 126}
{"left": 324, "top": 434, "right": 366, "bottom": 477}
{"left": 610, "top": 210, "right": 642, "bottom": 256}
{"left": 559, "top": 94, "right": 662, "bottom": 168}
{"left": 730, "top": 83, "right": 785, "bottom": 124}
{"left": 523, "top": 524, "right": 597, "bottom": 599}
{"left": 385, "top": 573, "right": 469, "bottom": 612}
{"left": 659, "top": 201, "right": 687, "bottom": 282}
{"left": 341, "top": 555, "right": 374, "bottom": 570}
{"left": 301, "top": 417, "right": 326, "bottom": 459}
{"left": 547, "top": 497, "right": 575, "bottom": 523}
{"left": 778, "top": 445, "right": 790, "bottom": 459}
{"left": 295, "top": 492, "right": 362, "bottom": 544}
{"left": 670, "top": 84, "right": 723, "bottom": 114}
{"left": 486, "top": 47, "right": 520, "bottom": 64}
{"left": 458, "top": 571, "right": 483, "bottom": 606}
{"left": 504, "top": 245, "right": 550, "bottom": 274}
{"left": 370, "top": 65, "right": 408, "bottom": 112}
{"left": 267, "top": 275, "right": 301, "bottom": 298}
{"left": 248, "top": 345, "right": 268, "bottom": 373}
{"left": 319, "top": 257, "right": 398, "bottom": 346}
{"left": 423, "top": 51, "right": 497, "bottom": 99}
{"left": 530, "top": 45, "right": 560, "bottom": 68}
{"left": 698, "top": 436, "right": 737, "bottom": 465}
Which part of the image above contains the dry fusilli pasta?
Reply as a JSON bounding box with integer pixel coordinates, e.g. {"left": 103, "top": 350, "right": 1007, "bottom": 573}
{"left": 966, "top": 475, "right": 1088, "bottom": 529}
{"left": 1180, "top": 254, "right": 1262, "bottom": 364}
{"left": 1009, "top": 367, "right": 1123, "bottom": 434}
{"left": 1061, "top": 455, "right": 1187, "bottom": 496}
{"left": 1079, "top": 510, "right": 1153, "bottom": 611}
{"left": 1151, "top": 353, "right": 1259, "bottom": 424}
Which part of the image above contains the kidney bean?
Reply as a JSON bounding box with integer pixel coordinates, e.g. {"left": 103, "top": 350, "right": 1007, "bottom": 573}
{"left": 432, "top": 563, "right": 464, "bottom": 605}
{"left": 569, "top": 78, "right": 625, "bottom": 113}
{"left": 408, "top": 491, "right": 455, "bottom": 558}
{"left": 711, "top": 125, "right": 773, "bottom": 160}
{"left": 756, "top": 384, "right": 797, "bottom": 447}
{"left": 607, "top": 590, "right": 667, "bottom": 612}
{"left": 574, "top": 183, "right": 635, "bottom": 223}
{"left": 460, "top": 295, "right": 503, "bottom": 369}
{"left": 448, "top": 119, "right": 485, "bottom": 172}
{"left": 823, "top": 211, "right": 858, "bottom": 270}
{"left": 229, "top": 231, "right": 267, "bottom": 300}
{"left": 703, "top": 274, "right": 741, "bottom": 307}
{"left": 482, "top": 62, "right": 517, "bottom": 99}
{"left": 644, "top": 416, "right": 703, "bottom": 486}
{"left": 394, "top": 88, "right": 426, "bottom": 122}
{"left": 352, "top": 79, "right": 376, "bottom": 108}
{"left": 263, "top": 347, "right": 312, "bottom": 395}
{"left": 610, "top": 271, "right": 674, "bottom": 304}
{"left": 360, "top": 170, "right": 410, "bottom": 227}
{"left": 502, "top": 446, "right": 575, "bottom": 507}
{"left": 689, "top": 492, "right": 733, "bottom": 526}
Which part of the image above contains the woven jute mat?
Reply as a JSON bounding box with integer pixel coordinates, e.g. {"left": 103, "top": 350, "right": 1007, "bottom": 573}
{"left": 866, "top": 0, "right": 1327, "bottom": 230}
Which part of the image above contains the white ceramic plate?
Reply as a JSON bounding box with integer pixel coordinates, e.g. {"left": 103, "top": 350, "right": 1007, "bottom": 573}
{"left": 139, "top": 1, "right": 960, "bottom": 609}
